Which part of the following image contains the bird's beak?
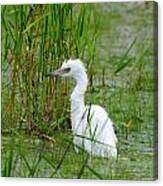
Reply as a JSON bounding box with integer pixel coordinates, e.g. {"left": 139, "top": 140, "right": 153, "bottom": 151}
{"left": 46, "top": 67, "right": 70, "bottom": 78}
{"left": 46, "top": 69, "right": 63, "bottom": 78}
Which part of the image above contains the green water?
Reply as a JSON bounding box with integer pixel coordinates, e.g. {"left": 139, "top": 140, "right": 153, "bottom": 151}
{"left": 2, "top": 87, "right": 156, "bottom": 179}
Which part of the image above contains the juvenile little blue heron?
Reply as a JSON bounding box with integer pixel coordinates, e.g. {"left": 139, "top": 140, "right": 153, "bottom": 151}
{"left": 47, "top": 59, "right": 117, "bottom": 157}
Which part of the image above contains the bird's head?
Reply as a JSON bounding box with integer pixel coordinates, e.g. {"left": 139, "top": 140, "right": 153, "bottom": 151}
{"left": 47, "top": 59, "right": 86, "bottom": 79}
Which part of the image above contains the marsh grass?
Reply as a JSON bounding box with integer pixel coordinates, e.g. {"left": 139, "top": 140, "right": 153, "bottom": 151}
{"left": 1, "top": 4, "right": 98, "bottom": 131}
{"left": 1, "top": 2, "right": 157, "bottom": 180}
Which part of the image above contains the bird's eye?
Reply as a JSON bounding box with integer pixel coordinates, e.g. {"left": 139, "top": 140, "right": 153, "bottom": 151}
{"left": 63, "top": 67, "right": 71, "bottom": 73}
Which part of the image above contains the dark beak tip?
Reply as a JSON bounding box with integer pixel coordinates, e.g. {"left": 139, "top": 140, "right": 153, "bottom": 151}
{"left": 46, "top": 73, "right": 58, "bottom": 78}
{"left": 45, "top": 73, "right": 52, "bottom": 78}
{"left": 46, "top": 68, "right": 62, "bottom": 78}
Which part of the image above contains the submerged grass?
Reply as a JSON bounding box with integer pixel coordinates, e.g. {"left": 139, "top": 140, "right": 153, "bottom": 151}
{"left": 1, "top": 2, "right": 157, "bottom": 180}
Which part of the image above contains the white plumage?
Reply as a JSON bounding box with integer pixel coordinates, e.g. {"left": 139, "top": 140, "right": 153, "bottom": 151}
{"left": 48, "top": 59, "right": 118, "bottom": 157}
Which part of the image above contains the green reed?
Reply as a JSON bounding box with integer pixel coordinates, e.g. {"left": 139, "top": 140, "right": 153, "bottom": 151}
{"left": 1, "top": 4, "right": 99, "bottom": 132}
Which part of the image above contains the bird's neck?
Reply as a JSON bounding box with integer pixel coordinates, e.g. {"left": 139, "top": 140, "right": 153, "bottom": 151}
{"left": 70, "top": 72, "right": 88, "bottom": 130}
{"left": 71, "top": 71, "right": 88, "bottom": 103}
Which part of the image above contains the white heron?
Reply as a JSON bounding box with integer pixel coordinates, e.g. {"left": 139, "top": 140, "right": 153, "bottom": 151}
{"left": 47, "top": 59, "right": 118, "bottom": 158}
